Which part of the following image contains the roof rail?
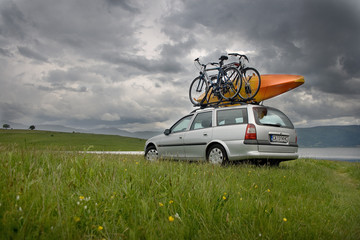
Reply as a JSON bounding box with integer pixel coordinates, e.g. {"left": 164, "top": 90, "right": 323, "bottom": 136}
{"left": 192, "top": 99, "right": 258, "bottom": 109}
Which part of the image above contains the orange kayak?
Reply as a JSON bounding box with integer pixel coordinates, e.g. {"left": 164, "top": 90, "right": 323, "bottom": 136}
{"left": 196, "top": 74, "right": 304, "bottom": 105}
{"left": 253, "top": 74, "right": 305, "bottom": 102}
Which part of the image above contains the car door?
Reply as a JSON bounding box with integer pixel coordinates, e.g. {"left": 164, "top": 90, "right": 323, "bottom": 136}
{"left": 157, "top": 115, "right": 193, "bottom": 159}
{"left": 183, "top": 111, "right": 213, "bottom": 160}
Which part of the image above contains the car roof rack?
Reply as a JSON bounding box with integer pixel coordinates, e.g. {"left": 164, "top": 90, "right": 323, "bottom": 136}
{"left": 192, "top": 99, "right": 259, "bottom": 109}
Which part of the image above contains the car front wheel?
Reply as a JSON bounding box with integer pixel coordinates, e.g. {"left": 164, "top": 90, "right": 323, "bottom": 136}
{"left": 145, "top": 146, "right": 158, "bottom": 161}
{"left": 207, "top": 144, "right": 227, "bottom": 165}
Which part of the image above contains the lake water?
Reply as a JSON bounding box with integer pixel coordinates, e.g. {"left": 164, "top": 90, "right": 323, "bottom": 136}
{"left": 298, "top": 147, "right": 360, "bottom": 162}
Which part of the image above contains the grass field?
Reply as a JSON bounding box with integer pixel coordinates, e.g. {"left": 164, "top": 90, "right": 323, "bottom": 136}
{"left": 0, "top": 129, "right": 145, "bottom": 151}
{"left": 1, "top": 131, "right": 360, "bottom": 239}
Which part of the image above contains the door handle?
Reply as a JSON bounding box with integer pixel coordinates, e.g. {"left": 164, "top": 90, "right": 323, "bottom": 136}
{"left": 203, "top": 133, "right": 208, "bottom": 136}
{"left": 179, "top": 136, "right": 183, "bottom": 139}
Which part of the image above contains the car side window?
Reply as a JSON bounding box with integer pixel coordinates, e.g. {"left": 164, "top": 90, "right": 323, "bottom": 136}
{"left": 190, "top": 111, "right": 213, "bottom": 130}
{"left": 217, "top": 108, "right": 248, "bottom": 126}
{"left": 171, "top": 115, "right": 193, "bottom": 133}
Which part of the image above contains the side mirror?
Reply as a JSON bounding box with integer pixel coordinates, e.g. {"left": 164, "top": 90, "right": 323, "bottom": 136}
{"left": 164, "top": 129, "right": 171, "bottom": 135}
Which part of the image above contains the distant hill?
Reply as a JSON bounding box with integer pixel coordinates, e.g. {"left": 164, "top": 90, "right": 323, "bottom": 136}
{"left": 296, "top": 125, "right": 360, "bottom": 148}
{"left": 2, "top": 120, "right": 359, "bottom": 147}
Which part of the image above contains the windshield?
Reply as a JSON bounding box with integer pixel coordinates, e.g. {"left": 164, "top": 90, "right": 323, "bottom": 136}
{"left": 253, "top": 107, "right": 294, "bottom": 129}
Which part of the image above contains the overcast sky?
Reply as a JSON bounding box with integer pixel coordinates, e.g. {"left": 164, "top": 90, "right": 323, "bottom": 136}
{"left": 1, "top": 0, "right": 359, "bottom": 132}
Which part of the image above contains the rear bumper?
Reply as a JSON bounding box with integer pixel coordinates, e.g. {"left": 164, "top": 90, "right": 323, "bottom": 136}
{"left": 228, "top": 151, "right": 298, "bottom": 161}
{"left": 244, "top": 139, "right": 298, "bottom": 147}
{"left": 227, "top": 140, "right": 298, "bottom": 161}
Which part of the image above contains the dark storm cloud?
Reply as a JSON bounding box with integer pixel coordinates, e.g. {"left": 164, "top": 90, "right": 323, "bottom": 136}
{"left": 17, "top": 46, "right": 48, "bottom": 62}
{"left": 164, "top": 0, "right": 360, "bottom": 95}
{"left": 105, "top": 0, "right": 140, "bottom": 13}
{"left": 1, "top": 0, "right": 359, "bottom": 131}
{"left": 0, "top": 47, "right": 12, "bottom": 57}
{"left": 37, "top": 84, "right": 87, "bottom": 93}
{"left": 0, "top": 102, "right": 30, "bottom": 121}
{"left": 0, "top": 0, "right": 27, "bottom": 40}
{"left": 251, "top": 0, "right": 360, "bottom": 95}
{"left": 103, "top": 36, "right": 196, "bottom": 76}
{"left": 104, "top": 52, "right": 184, "bottom": 74}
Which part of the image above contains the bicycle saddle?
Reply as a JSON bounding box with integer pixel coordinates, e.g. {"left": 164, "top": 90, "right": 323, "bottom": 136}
{"left": 219, "top": 55, "right": 228, "bottom": 61}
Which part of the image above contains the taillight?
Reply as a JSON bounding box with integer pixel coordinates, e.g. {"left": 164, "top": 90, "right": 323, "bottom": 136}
{"left": 245, "top": 124, "right": 257, "bottom": 140}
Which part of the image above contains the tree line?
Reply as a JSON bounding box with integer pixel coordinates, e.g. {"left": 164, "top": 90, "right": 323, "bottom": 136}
{"left": 2, "top": 124, "right": 36, "bottom": 130}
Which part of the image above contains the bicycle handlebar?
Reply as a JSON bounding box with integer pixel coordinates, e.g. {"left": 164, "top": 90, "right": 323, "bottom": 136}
{"left": 228, "top": 53, "right": 249, "bottom": 62}
{"left": 194, "top": 57, "right": 224, "bottom": 68}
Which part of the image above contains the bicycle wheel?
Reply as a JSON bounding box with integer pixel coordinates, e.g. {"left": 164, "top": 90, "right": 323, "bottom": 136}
{"left": 238, "top": 67, "right": 261, "bottom": 101}
{"left": 219, "top": 67, "right": 241, "bottom": 100}
{"left": 189, "top": 76, "right": 209, "bottom": 106}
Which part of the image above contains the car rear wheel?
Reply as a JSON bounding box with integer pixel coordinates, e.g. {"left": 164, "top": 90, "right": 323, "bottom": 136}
{"left": 145, "top": 146, "right": 158, "bottom": 161}
{"left": 207, "top": 144, "right": 227, "bottom": 165}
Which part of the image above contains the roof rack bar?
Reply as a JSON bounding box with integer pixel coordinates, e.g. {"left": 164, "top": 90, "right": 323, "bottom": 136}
{"left": 193, "top": 99, "right": 258, "bottom": 109}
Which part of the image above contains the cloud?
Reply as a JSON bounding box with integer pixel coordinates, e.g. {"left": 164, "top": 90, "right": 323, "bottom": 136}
{"left": 104, "top": 0, "right": 140, "bottom": 13}
{"left": 0, "top": 47, "right": 12, "bottom": 57}
{"left": 0, "top": 0, "right": 359, "bottom": 133}
{"left": 17, "top": 46, "right": 48, "bottom": 62}
{"left": 0, "top": 0, "right": 28, "bottom": 40}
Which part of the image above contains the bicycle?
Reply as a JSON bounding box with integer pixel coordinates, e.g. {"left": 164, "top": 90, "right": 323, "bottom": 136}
{"left": 189, "top": 55, "right": 241, "bottom": 107}
{"left": 226, "top": 53, "right": 261, "bottom": 101}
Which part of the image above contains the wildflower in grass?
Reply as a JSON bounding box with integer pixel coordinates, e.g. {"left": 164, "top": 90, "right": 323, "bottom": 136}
{"left": 159, "top": 202, "right": 164, "bottom": 207}
{"left": 74, "top": 216, "right": 80, "bottom": 222}
{"left": 175, "top": 213, "right": 181, "bottom": 220}
{"left": 18, "top": 206, "right": 22, "bottom": 212}
{"left": 79, "top": 196, "right": 85, "bottom": 201}
{"left": 168, "top": 216, "right": 174, "bottom": 222}
{"left": 16, "top": 195, "right": 20, "bottom": 201}
{"left": 111, "top": 192, "right": 116, "bottom": 199}
{"left": 98, "top": 225, "right": 103, "bottom": 231}
{"left": 222, "top": 196, "right": 227, "bottom": 200}
{"left": 254, "top": 185, "right": 258, "bottom": 189}
{"left": 267, "top": 189, "right": 271, "bottom": 193}
{"left": 283, "top": 218, "right": 287, "bottom": 222}
{"left": 169, "top": 200, "right": 174, "bottom": 204}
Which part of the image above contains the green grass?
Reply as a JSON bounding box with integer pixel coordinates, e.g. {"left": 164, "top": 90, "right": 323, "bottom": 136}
{"left": 1, "top": 146, "right": 359, "bottom": 239}
{"left": 0, "top": 129, "right": 145, "bottom": 151}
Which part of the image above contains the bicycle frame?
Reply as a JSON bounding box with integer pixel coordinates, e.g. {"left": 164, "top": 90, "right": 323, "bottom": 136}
{"left": 193, "top": 59, "right": 241, "bottom": 107}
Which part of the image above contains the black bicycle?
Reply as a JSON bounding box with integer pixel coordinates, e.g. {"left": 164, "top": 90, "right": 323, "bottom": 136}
{"left": 189, "top": 56, "right": 241, "bottom": 107}
{"left": 226, "top": 53, "right": 261, "bottom": 101}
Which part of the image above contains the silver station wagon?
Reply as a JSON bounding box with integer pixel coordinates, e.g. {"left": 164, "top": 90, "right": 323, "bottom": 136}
{"left": 144, "top": 104, "right": 298, "bottom": 165}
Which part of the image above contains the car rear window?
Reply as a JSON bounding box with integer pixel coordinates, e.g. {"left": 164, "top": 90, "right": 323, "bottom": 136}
{"left": 217, "top": 108, "right": 248, "bottom": 126}
{"left": 253, "top": 107, "right": 294, "bottom": 129}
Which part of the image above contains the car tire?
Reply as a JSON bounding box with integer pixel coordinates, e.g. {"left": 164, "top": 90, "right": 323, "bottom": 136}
{"left": 207, "top": 144, "right": 227, "bottom": 165}
{"left": 145, "top": 146, "right": 158, "bottom": 161}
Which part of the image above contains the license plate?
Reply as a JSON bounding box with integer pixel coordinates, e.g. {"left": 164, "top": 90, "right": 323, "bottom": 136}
{"left": 270, "top": 134, "right": 289, "bottom": 143}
